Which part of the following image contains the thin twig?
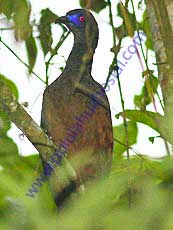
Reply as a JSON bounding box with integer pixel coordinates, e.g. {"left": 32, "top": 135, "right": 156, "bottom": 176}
{"left": 45, "top": 31, "right": 70, "bottom": 86}
{"left": 164, "top": 141, "right": 171, "bottom": 157}
{"left": 114, "top": 138, "right": 138, "bottom": 155}
{"left": 104, "top": 1, "right": 122, "bottom": 90}
{"left": 107, "top": 0, "right": 133, "bottom": 207}
{"left": 107, "top": 0, "right": 130, "bottom": 160}
{"left": 0, "top": 27, "right": 14, "bottom": 31}
{"left": 0, "top": 37, "right": 45, "bottom": 84}
{"left": 107, "top": 0, "right": 116, "bottom": 45}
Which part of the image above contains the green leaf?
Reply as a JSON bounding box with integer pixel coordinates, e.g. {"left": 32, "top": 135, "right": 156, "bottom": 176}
{"left": 0, "top": 0, "right": 13, "bottom": 19}
{"left": 25, "top": 34, "right": 37, "bottom": 74}
{"left": 0, "top": 135, "right": 19, "bottom": 167}
{"left": 0, "top": 74, "right": 18, "bottom": 99}
{"left": 21, "top": 154, "right": 39, "bottom": 168}
{"left": 113, "top": 121, "right": 138, "bottom": 157}
{"left": 117, "top": 2, "right": 136, "bottom": 37}
{"left": 117, "top": 109, "right": 163, "bottom": 132}
{"left": 0, "top": 111, "right": 11, "bottom": 134}
{"left": 138, "top": 10, "right": 154, "bottom": 50}
{"left": 13, "top": 0, "right": 32, "bottom": 40}
{"left": 114, "top": 24, "right": 127, "bottom": 41}
{"left": 0, "top": 74, "right": 18, "bottom": 113}
{"left": 80, "top": 0, "right": 107, "bottom": 13}
{"left": 148, "top": 136, "right": 155, "bottom": 144}
{"left": 0, "top": 0, "right": 31, "bottom": 40}
{"left": 0, "top": 74, "right": 18, "bottom": 138}
{"left": 134, "top": 75, "right": 158, "bottom": 110}
{"left": 38, "top": 8, "right": 58, "bottom": 56}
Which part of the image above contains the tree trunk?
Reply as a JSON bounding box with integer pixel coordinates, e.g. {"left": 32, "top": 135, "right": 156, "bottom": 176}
{"left": 146, "top": 0, "right": 173, "bottom": 143}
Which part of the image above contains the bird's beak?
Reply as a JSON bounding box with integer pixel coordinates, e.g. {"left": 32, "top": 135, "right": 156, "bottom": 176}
{"left": 55, "top": 16, "right": 69, "bottom": 25}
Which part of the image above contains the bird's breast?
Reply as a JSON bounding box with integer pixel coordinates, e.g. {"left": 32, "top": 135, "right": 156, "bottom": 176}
{"left": 41, "top": 81, "right": 113, "bottom": 179}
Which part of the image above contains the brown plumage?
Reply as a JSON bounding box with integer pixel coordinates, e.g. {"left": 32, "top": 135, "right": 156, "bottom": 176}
{"left": 41, "top": 9, "right": 113, "bottom": 206}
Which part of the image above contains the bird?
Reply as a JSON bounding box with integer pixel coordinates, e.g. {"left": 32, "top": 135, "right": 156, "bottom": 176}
{"left": 41, "top": 9, "right": 113, "bottom": 207}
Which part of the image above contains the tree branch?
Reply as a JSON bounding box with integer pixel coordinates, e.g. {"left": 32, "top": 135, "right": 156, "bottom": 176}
{"left": 0, "top": 77, "right": 83, "bottom": 207}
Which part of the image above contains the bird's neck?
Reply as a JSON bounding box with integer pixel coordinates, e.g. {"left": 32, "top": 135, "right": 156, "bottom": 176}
{"left": 64, "top": 39, "right": 94, "bottom": 75}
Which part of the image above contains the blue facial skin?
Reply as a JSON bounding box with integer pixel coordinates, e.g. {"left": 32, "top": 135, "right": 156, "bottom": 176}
{"left": 67, "top": 14, "right": 83, "bottom": 26}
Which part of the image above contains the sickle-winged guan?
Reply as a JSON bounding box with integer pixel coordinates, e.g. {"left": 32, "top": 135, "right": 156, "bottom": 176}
{"left": 41, "top": 9, "right": 113, "bottom": 206}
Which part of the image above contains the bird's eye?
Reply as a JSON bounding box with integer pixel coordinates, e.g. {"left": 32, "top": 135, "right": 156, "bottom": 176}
{"left": 79, "top": 16, "right": 85, "bottom": 22}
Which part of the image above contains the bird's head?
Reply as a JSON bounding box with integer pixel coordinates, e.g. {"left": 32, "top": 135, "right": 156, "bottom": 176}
{"left": 55, "top": 9, "right": 99, "bottom": 50}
